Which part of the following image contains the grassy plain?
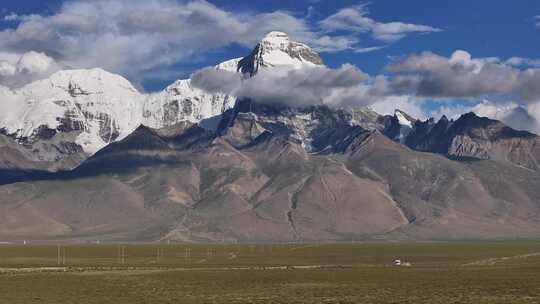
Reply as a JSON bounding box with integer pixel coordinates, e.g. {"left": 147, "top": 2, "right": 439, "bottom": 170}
{"left": 1, "top": 241, "right": 540, "bottom": 303}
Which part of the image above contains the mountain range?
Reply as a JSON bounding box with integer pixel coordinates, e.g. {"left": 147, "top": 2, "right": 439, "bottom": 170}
{"left": 1, "top": 32, "right": 540, "bottom": 242}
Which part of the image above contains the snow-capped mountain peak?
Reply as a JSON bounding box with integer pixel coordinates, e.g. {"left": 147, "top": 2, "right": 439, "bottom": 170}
{"left": 0, "top": 68, "right": 144, "bottom": 158}
{"left": 395, "top": 109, "right": 414, "bottom": 128}
{"left": 393, "top": 110, "right": 416, "bottom": 143}
{"left": 143, "top": 31, "right": 324, "bottom": 130}
{"left": 238, "top": 31, "right": 324, "bottom": 75}
{"left": 0, "top": 32, "right": 326, "bottom": 167}
{"left": 261, "top": 31, "right": 291, "bottom": 44}
{"left": 48, "top": 68, "right": 138, "bottom": 95}
{"left": 142, "top": 58, "right": 242, "bottom": 129}
{"left": 214, "top": 57, "right": 243, "bottom": 73}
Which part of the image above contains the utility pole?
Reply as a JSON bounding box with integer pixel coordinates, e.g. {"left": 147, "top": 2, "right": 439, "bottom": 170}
{"left": 117, "top": 245, "right": 122, "bottom": 264}
{"left": 57, "top": 245, "right": 61, "bottom": 266}
{"left": 156, "top": 247, "right": 163, "bottom": 263}
{"left": 118, "top": 245, "right": 126, "bottom": 265}
{"left": 184, "top": 247, "right": 191, "bottom": 262}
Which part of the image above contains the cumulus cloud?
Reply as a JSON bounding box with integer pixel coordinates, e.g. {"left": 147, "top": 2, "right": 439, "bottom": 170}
{"left": 474, "top": 101, "right": 540, "bottom": 132}
{"left": 0, "top": 61, "right": 16, "bottom": 77}
{"left": 383, "top": 50, "right": 540, "bottom": 103}
{"left": 191, "top": 64, "right": 377, "bottom": 108}
{"left": 16, "top": 51, "right": 56, "bottom": 74}
{"left": 320, "top": 5, "right": 441, "bottom": 43}
{"left": 191, "top": 62, "right": 430, "bottom": 120}
{"left": 506, "top": 57, "right": 540, "bottom": 68}
{"left": 191, "top": 67, "right": 243, "bottom": 94}
{"left": 191, "top": 63, "right": 428, "bottom": 116}
{"left": 0, "top": 51, "right": 60, "bottom": 88}
{"left": 369, "top": 95, "right": 426, "bottom": 119}
{"left": 369, "top": 50, "right": 540, "bottom": 133}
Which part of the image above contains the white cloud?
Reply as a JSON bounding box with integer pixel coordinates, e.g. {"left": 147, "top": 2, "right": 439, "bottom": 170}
{"left": 354, "top": 46, "right": 386, "bottom": 54}
{"left": 370, "top": 95, "right": 426, "bottom": 119}
{"left": 506, "top": 57, "right": 540, "bottom": 68}
{"left": 191, "top": 62, "right": 432, "bottom": 121}
{"left": 372, "top": 22, "right": 441, "bottom": 43}
{"left": 191, "top": 64, "right": 373, "bottom": 108}
{"left": 3, "top": 13, "right": 21, "bottom": 21}
{"left": 16, "top": 51, "right": 56, "bottom": 74}
{"left": 0, "top": 61, "right": 16, "bottom": 77}
{"left": 428, "top": 104, "right": 473, "bottom": 121}
{"left": 0, "top": 51, "right": 60, "bottom": 88}
{"left": 319, "top": 5, "right": 441, "bottom": 43}
{"left": 374, "top": 50, "right": 540, "bottom": 133}
{"left": 526, "top": 101, "right": 540, "bottom": 132}
{"left": 426, "top": 100, "right": 540, "bottom": 134}
{"left": 385, "top": 50, "right": 540, "bottom": 103}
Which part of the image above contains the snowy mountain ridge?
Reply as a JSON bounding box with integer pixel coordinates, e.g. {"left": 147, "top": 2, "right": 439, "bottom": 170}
{"left": 0, "top": 68, "right": 143, "bottom": 154}
{"left": 0, "top": 32, "right": 324, "bottom": 165}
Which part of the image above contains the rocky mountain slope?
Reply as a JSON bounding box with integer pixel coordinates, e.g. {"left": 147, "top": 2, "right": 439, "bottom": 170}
{"left": 1, "top": 99, "right": 540, "bottom": 242}
{"left": 382, "top": 112, "right": 540, "bottom": 170}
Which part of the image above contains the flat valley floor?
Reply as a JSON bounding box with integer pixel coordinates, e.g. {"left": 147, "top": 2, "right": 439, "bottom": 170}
{"left": 1, "top": 241, "right": 540, "bottom": 303}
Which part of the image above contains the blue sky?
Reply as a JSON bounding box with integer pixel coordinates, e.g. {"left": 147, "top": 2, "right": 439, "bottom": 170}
{"left": 1, "top": 0, "right": 540, "bottom": 130}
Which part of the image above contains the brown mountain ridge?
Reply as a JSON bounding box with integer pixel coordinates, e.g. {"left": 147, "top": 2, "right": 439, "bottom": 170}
{"left": 1, "top": 101, "right": 540, "bottom": 242}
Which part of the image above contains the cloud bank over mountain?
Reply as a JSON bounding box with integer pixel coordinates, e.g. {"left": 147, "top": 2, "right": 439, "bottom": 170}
{"left": 385, "top": 50, "right": 540, "bottom": 102}
{"left": 192, "top": 48, "right": 540, "bottom": 134}
{"left": 192, "top": 64, "right": 375, "bottom": 108}
{"left": 380, "top": 50, "right": 540, "bottom": 133}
